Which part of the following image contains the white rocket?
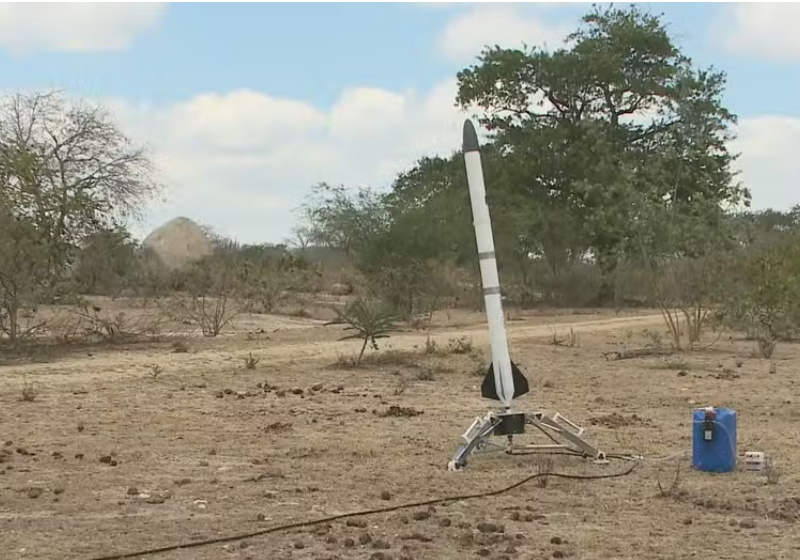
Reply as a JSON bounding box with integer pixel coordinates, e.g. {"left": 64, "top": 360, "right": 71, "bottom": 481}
{"left": 462, "top": 119, "right": 529, "bottom": 409}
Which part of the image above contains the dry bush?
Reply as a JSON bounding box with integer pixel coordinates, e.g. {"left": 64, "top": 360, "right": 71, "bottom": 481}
{"left": 239, "top": 276, "right": 286, "bottom": 315}
{"left": 758, "top": 336, "right": 776, "bottom": 359}
{"left": 169, "top": 293, "right": 242, "bottom": 337}
{"left": 0, "top": 305, "right": 47, "bottom": 345}
{"left": 332, "top": 352, "right": 358, "bottom": 369}
{"left": 168, "top": 250, "right": 245, "bottom": 337}
{"left": 424, "top": 334, "right": 439, "bottom": 355}
{"left": 515, "top": 260, "right": 603, "bottom": 308}
{"left": 67, "top": 299, "right": 167, "bottom": 343}
{"left": 332, "top": 348, "right": 420, "bottom": 370}
{"left": 549, "top": 326, "right": 579, "bottom": 347}
{"left": 534, "top": 456, "right": 554, "bottom": 488}
{"left": 765, "top": 457, "right": 781, "bottom": 485}
{"left": 415, "top": 367, "right": 437, "bottom": 381}
{"left": 647, "top": 256, "right": 723, "bottom": 350}
{"left": 656, "top": 461, "right": 683, "bottom": 498}
{"left": 243, "top": 352, "right": 260, "bottom": 370}
{"left": 20, "top": 377, "right": 37, "bottom": 402}
{"left": 717, "top": 236, "right": 800, "bottom": 354}
{"left": 362, "top": 258, "right": 466, "bottom": 321}
{"left": 446, "top": 336, "right": 474, "bottom": 354}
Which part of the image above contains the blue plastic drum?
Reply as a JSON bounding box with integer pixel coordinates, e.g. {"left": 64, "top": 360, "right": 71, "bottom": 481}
{"left": 692, "top": 407, "right": 737, "bottom": 473}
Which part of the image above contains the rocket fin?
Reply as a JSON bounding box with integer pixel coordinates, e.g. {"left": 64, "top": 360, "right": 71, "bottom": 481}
{"left": 481, "top": 361, "right": 530, "bottom": 401}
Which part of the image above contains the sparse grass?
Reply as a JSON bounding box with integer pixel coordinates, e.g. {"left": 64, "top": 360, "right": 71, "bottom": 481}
{"left": 655, "top": 358, "right": 693, "bottom": 371}
{"left": 470, "top": 361, "right": 486, "bottom": 377}
{"left": 549, "top": 327, "right": 580, "bottom": 347}
{"left": 243, "top": 352, "right": 260, "bottom": 370}
{"left": 333, "top": 353, "right": 358, "bottom": 369}
{"left": 5, "top": 303, "right": 800, "bottom": 559}
{"left": 424, "top": 333, "right": 439, "bottom": 355}
{"left": 766, "top": 457, "right": 781, "bottom": 485}
{"left": 463, "top": 346, "right": 487, "bottom": 377}
{"left": 534, "top": 456, "right": 554, "bottom": 488}
{"left": 567, "top": 327, "right": 579, "bottom": 347}
{"left": 657, "top": 461, "right": 683, "bottom": 498}
{"left": 171, "top": 340, "right": 189, "bottom": 353}
{"left": 20, "top": 377, "right": 36, "bottom": 402}
{"left": 392, "top": 376, "right": 410, "bottom": 396}
{"left": 758, "top": 337, "right": 776, "bottom": 359}
{"left": 446, "top": 336, "right": 474, "bottom": 354}
{"left": 289, "top": 308, "right": 312, "bottom": 319}
{"left": 331, "top": 348, "right": 420, "bottom": 370}
{"left": 365, "top": 349, "right": 420, "bottom": 367}
{"left": 642, "top": 328, "right": 664, "bottom": 348}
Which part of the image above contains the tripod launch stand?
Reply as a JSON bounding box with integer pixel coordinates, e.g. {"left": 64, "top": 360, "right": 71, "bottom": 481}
{"left": 448, "top": 408, "right": 607, "bottom": 471}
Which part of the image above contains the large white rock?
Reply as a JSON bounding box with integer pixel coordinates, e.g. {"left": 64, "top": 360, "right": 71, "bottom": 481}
{"left": 141, "top": 217, "right": 213, "bottom": 271}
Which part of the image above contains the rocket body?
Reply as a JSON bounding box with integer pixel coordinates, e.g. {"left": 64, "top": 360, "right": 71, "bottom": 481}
{"left": 462, "top": 119, "right": 528, "bottom": 409}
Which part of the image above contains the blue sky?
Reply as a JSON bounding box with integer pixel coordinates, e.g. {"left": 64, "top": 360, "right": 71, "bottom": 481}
{"left": 1, "top": 2, "right": 799, "bottom": 244}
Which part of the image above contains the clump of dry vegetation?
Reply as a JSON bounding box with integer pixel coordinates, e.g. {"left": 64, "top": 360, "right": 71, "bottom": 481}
{"left": 20, "top": 376, "right": 36, "bottom": 402}
{"left": 243, "top": 352, "right": 260, "bottom": 370}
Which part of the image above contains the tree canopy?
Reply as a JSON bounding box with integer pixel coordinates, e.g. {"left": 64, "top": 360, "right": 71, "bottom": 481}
{"left": 300, "top": 4, "right": 753, "bottom": 309}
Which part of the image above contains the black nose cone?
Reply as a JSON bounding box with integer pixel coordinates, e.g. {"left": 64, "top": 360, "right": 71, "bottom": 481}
{"left": 462, "top": 119, "right": 480, "bottom": 153}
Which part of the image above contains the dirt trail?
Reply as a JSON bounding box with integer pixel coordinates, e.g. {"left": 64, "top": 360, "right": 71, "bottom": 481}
{"left": 0, "top": 313, "right": 664, "bottom": 385}
{"left": 283, "top": 312, "right": 666, "bottom": 360}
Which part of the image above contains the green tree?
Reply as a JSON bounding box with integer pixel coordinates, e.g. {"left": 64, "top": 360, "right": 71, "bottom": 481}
{"left": 300, "top": 179, "right": 453, "bottom": 317}
{"left": 73, "top": 226, "right": 140, "bottom": 295}
{"left": 0, "top": 91, "right": 160, "bottom": 341}
{"left": 302, "top": 182, "right": 390, "bottom": 260}
{"left": 0, "top": 92, "right": 160, "bottom": 266}
{"left": 0, "top": 209, "right": 50, "bottom": 342}
{"left": 455, "top": 3, "right": 747, "bottom": 303}
{"left": 718, "top": 233, "right": 800, "bottom": 352}
{"left": 730, "top": 206, "right": 800, "bottom": 247}
{"left": 624, "top": 191, "right": 734, "bottom": 349}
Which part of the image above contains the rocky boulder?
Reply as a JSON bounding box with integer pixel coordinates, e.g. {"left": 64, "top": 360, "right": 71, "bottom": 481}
{"left": 141, "top": 217, "right": 213, "bottom": 271}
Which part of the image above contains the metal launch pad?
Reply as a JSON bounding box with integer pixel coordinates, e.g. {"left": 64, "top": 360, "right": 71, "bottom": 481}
{"left": 447, "top": 408, "right": 607, "bottom": 471}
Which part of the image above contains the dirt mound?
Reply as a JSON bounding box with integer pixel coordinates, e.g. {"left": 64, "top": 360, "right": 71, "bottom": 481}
{"left": 141, "top": 217, "right": 213, "bottom": 271}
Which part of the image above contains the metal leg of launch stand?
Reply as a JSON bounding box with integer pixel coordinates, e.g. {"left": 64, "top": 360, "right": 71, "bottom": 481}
{"left": 448, "top": 409, "right": 607, "bottom": 471}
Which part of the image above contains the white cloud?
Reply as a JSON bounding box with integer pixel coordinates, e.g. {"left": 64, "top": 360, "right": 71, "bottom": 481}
{"left": 112, "top": 82, "right": 479, "bottom": 244}
{"left": 437, "top": 4, "right": 570, "bottom": 63}
{"left": 732, "top": 116, "right": 800, "bottom": 210}
{"left": 0, "top": 3, "right": 166, "bottom": 54}
{"left": 109, "top": 84, "right": 800, "bottom": 245}
{"left": 715, "top": 3, "right": 800, "bottom": 61}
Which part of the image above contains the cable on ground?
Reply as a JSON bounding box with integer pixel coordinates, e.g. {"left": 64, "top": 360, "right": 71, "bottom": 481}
{"left": 85, "top": 458, "right": 637, "bottom": 560}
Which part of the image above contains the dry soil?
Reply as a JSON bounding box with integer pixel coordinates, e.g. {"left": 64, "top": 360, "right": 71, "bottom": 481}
{"left": 2, "top": 304, "right": 799, "bottom": 560}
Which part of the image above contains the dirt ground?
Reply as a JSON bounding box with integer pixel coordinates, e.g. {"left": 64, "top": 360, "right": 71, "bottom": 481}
{"left": 2, "top": 303, "right": 799, "bottom": 560}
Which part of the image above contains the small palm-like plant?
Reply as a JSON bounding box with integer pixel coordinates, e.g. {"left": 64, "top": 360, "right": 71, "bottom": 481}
{"left": 326, "top": 299, "right": 399, "bottom": 366}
